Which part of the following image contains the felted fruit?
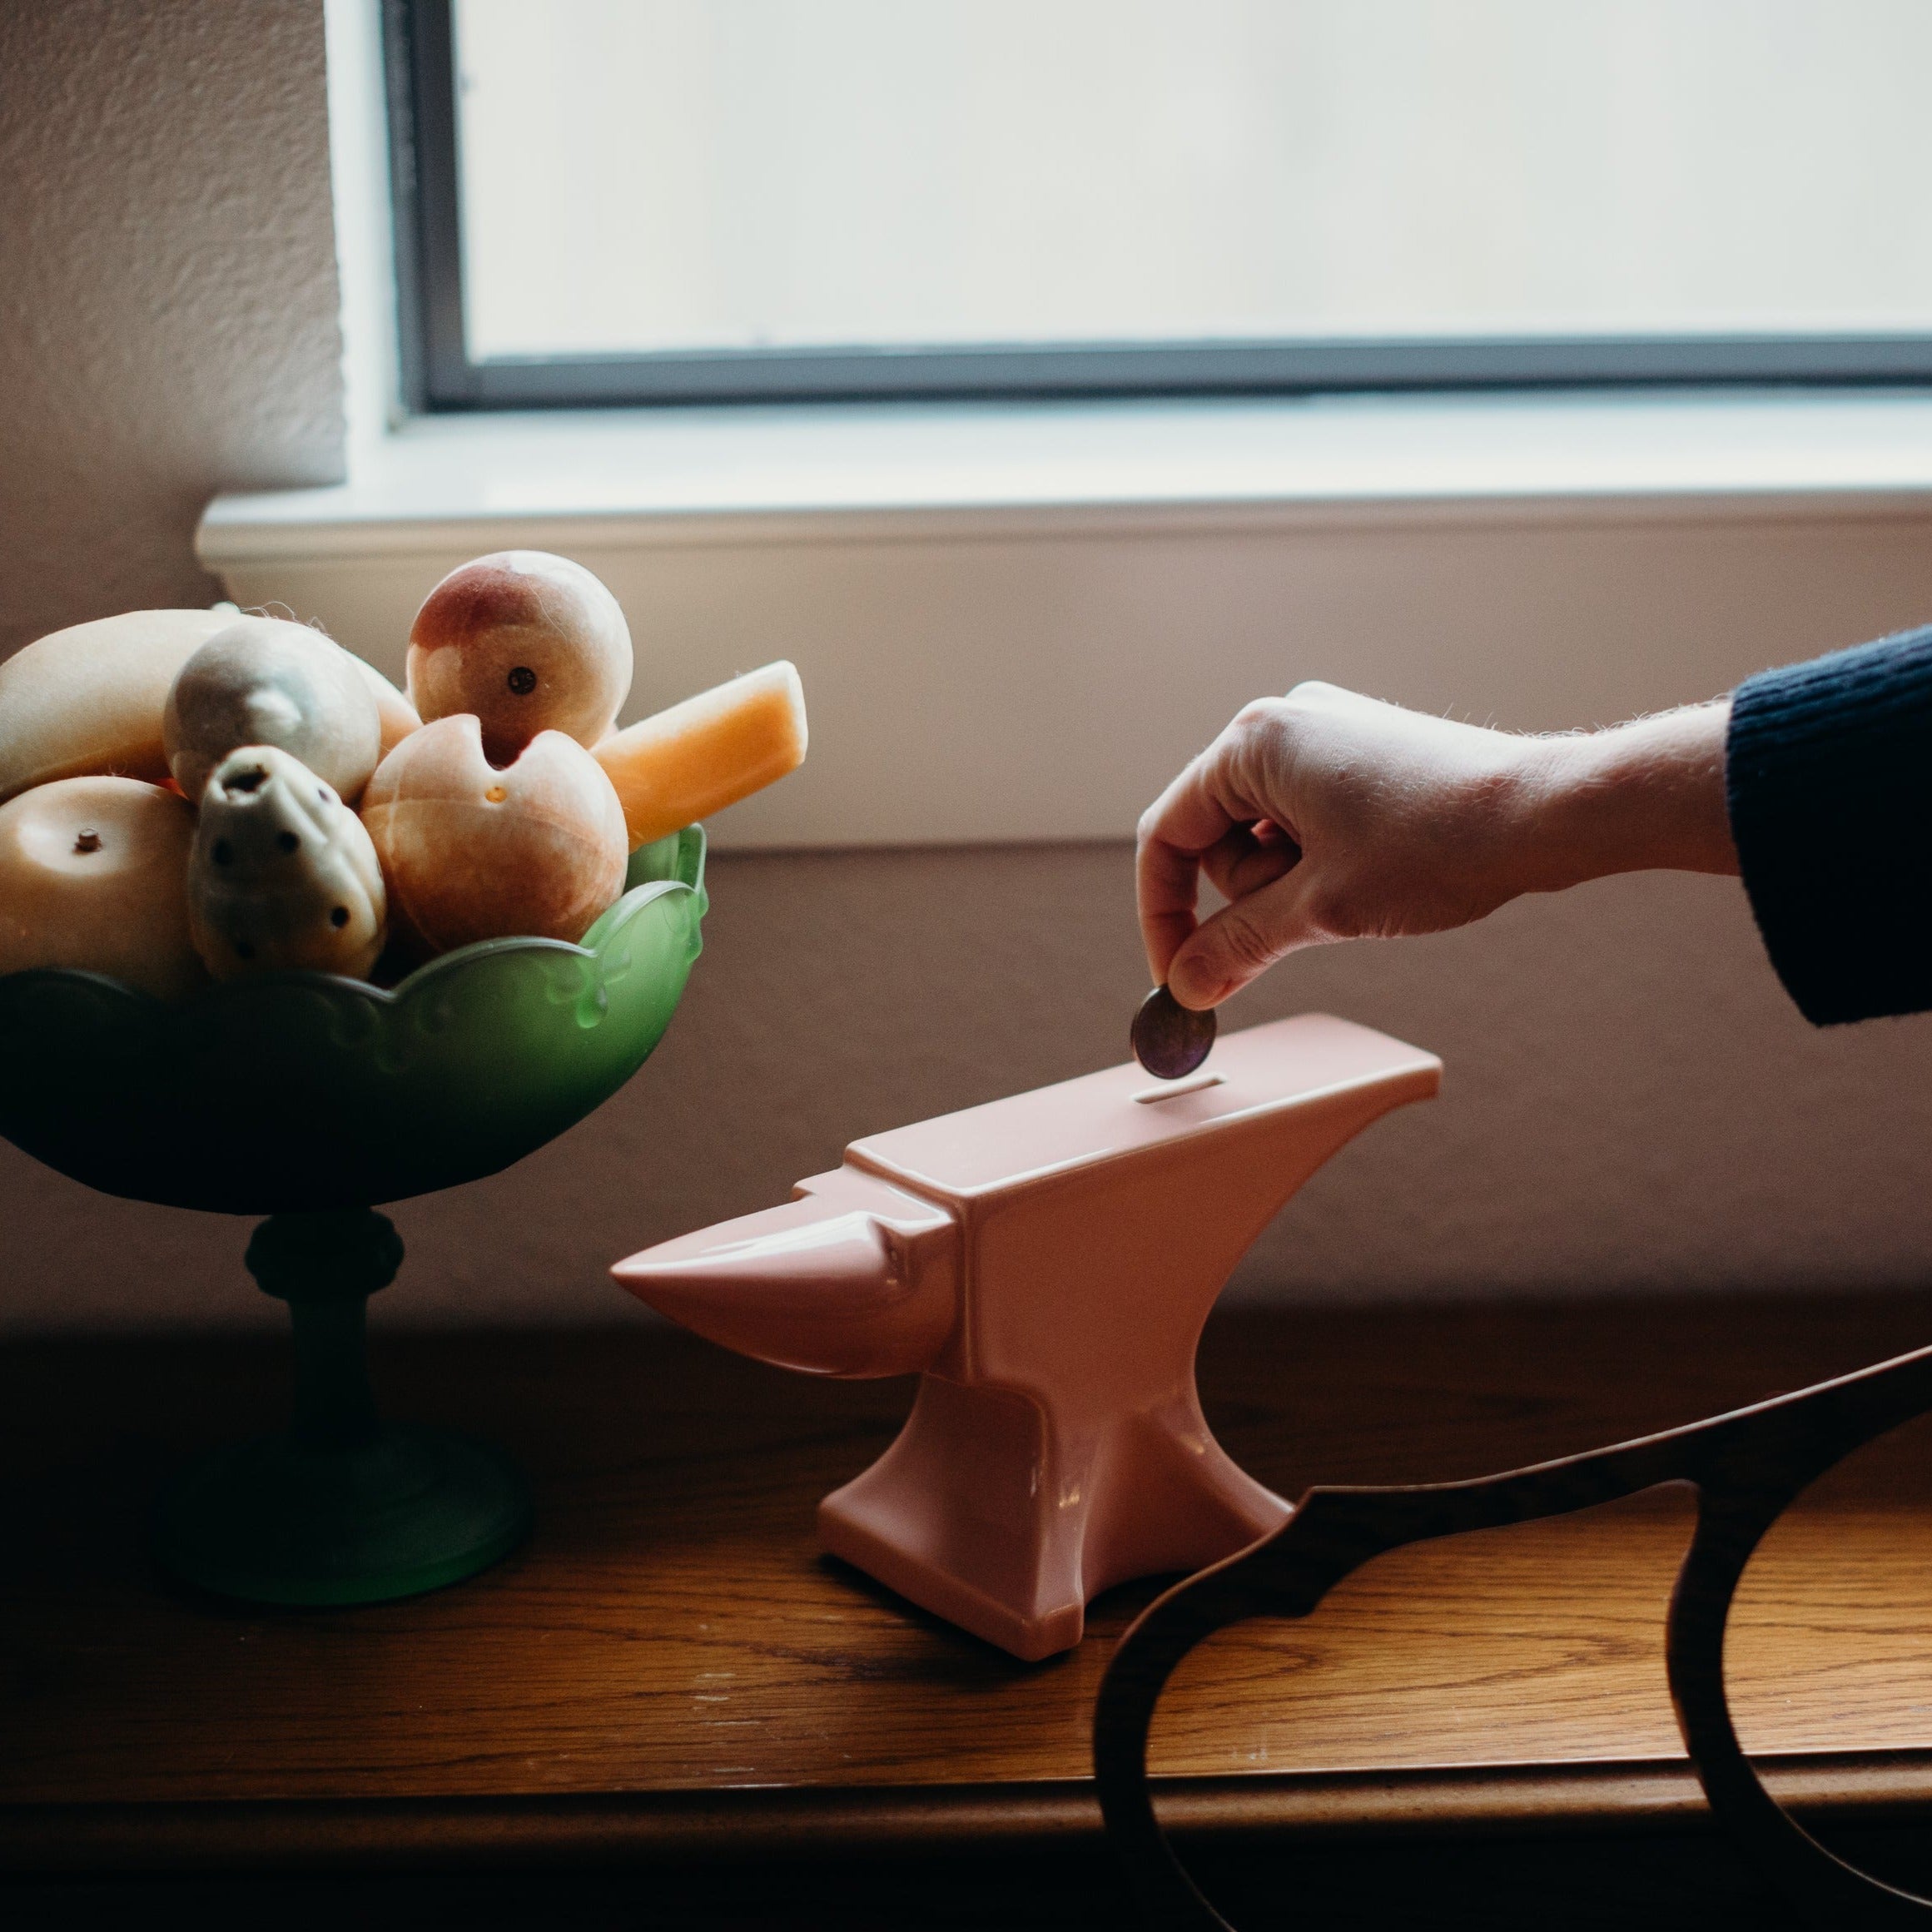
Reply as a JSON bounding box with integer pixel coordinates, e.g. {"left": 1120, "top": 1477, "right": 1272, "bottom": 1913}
{"left": 348, "top": 655, "right": 422, "bottom": 760}
{"left": 0, "top": 608, "right": 231, "bottom": 804}
{"left": 0, "top": 776, "right": 205, "bottom": 999}
{"left": 594, "top": 660, "right": 807, "bottom": 848}
{"left": 360, "top": 713, "right": 627, "bottom": 958}
{"left": 406, "top": 551, "right": 633, "bottom": 763}
{"left": 165, "top": 616, "right": 383, "bottom": 805}
{"left": 186, "top": 746, "right": 387, "bottom": 982}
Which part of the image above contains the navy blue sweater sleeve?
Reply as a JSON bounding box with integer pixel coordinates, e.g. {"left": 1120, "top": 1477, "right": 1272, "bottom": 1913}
{"left": 1726, "top": 624, "right": 1932, "bottom": 1026}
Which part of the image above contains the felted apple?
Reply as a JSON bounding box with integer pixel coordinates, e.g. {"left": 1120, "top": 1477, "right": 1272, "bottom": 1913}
{"left": 360, "top": 713, "right": 627, "bottom": 958}
{"left": 0, "top": 776, "right": 206, "bottom": 999}
{"left": 165, "top": 616, "right": 383, "bottom": 805}
{"left": 186, "top": 745, "right": 387, "bottom": 981}
{"left": 406, "top": 551, "right": 633, "bottom": 764}
{"left": 0, "top": 608, "right": 231, "bottom": 804}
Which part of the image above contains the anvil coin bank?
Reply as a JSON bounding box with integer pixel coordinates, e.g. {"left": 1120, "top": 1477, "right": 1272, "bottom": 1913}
{"left": 614, "top": 1013, "right": 1439, "bottom": 1661}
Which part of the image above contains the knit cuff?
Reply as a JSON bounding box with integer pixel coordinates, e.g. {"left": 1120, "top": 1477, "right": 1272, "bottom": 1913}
{"left": 1726, "top": 624, "right": 1932, "bottom": 1026}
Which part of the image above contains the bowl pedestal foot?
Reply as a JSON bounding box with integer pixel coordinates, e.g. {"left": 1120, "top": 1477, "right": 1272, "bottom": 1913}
{"left": 154, "top": 1209, "right": 531, "bottom": 1606}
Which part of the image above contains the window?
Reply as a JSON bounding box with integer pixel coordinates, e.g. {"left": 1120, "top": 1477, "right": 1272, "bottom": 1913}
{"left": 388, "top": 0, "right": 1932, "bottom": 409}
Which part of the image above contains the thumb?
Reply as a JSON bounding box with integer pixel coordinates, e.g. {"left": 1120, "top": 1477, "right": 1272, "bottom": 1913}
{"left": 1166, "top": 867, "right": 1329, "bottom": 1008}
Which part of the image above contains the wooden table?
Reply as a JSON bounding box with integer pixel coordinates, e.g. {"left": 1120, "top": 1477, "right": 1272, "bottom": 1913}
{"left": 8, "top": 1293, "right": 1932, "bottom": 1928}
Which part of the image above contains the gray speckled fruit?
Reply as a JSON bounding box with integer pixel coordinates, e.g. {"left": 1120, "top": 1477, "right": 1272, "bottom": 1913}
{"left": 166, "top": 617, "right": 383, "bottom": 805}
{"left": 188, "top": 746, "right": 387, "bottom": 981}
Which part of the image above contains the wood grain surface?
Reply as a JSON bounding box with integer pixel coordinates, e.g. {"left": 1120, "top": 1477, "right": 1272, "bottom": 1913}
{"left": 7, "top": 1292, "right": 1932, "bottom": 1868}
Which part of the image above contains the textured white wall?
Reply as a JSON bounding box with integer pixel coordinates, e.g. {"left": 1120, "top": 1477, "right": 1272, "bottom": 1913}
{"left": 0, "top": 0, "right": 344, "bottom": 658}
{"left": 0, "top": 0, "right": 347, "bottom": 1328}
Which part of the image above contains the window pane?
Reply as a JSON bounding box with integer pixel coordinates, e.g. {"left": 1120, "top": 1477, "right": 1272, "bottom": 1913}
{"left": 454, "top": 0, "right": 1932, "bottom": 362}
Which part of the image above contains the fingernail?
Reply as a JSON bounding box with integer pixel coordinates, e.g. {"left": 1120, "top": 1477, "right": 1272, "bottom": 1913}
{"left": 1169, "top": 961, "right": 1225, "bottom": 1010}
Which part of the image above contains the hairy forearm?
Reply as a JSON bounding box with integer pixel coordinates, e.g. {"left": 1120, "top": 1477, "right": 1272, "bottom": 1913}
{"left": 1510, "top": 701, "right": 1739, "bottom": 896}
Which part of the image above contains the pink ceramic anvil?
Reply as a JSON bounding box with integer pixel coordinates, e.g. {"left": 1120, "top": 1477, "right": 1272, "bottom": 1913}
{"left": 613, "top": 1013, "right": 1440, "bottom": 1660}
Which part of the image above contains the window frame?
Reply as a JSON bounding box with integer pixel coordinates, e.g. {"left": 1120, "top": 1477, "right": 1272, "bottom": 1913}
{"left": 386, "top": 0, "right": 1932, "bottom": 413}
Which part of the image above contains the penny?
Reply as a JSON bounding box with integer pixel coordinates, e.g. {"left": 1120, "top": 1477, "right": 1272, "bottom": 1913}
{"left": 1131, "top": 985, "right": 1216, "bottom": 1080}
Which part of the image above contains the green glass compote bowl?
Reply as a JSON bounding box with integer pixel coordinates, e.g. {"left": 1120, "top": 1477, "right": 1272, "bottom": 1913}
{"left": 0, "top": 827, "right": 706, "bottom": 1605}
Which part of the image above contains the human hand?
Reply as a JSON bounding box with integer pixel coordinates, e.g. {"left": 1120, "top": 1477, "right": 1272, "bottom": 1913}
{"left": 1136, "top": 682, "right": 1735, "bottom": 1010}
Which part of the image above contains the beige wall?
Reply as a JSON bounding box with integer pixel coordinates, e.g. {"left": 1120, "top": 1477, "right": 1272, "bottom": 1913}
{"left": 2, "top": 1, "right": 1931, "bottom": 1333}
{"left": 7, "top": 835, "right": 1932, "bottom": 1332}
{"left": 0, "top": 0, "right": 344, "bottom": 658}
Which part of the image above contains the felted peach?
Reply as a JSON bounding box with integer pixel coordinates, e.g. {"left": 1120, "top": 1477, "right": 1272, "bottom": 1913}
{"left": 0, "top": 608, "right": 231, "bottom": 804}
{"left": 0, "top": 776, "right": 206, "bottom": 1000}
{"left": 187, "top": 746, "right": 387, "bottom": 982}
{"left": 165, "top": 616, "right": 384, "bottom": 806}
{"left": 406, "top": 551, "right": 633, "bottom": 763}
{"left": 360, "top": 713, "right": 626, "bottom": 958}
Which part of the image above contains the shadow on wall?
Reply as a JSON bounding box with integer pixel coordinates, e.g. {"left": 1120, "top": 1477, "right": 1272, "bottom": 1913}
{"left": 5, "top": 841, "right": 1930, "bottom": 1332}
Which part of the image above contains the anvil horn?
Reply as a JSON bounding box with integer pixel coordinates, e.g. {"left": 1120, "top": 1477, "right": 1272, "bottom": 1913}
{"left": 613, "top": 1168, "right": 960, "bottom": 1378}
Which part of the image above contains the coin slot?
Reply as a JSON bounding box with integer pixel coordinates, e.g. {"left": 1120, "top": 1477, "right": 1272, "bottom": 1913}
{"left": 1134, "top": 1071, "right": 1225, "bottom": 1105}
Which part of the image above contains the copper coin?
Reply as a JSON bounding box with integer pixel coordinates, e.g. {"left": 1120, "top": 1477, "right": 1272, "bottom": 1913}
{"left": 1131, "top": 985, "right": 1216, "bottom": 1080}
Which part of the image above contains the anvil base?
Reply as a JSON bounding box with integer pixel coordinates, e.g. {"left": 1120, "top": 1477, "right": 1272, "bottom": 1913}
{"left": 819, "top": 1373, "right": 1290, "bottom": 1660}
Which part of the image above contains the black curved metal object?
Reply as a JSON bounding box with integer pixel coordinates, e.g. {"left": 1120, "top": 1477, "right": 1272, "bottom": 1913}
{"left": 1094, "top": 1341, "right": 1932, "bottom": 1930}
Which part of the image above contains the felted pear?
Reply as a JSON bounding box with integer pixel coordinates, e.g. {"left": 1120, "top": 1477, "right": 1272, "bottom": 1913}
{"left": 187, "top": 746, "right": 387, "bottom": 981}
{"left": 166, "top": 616, "right": 383, "bottom": 805}
{"left": 0, "top": 775, "right": 206, "bottom": 999}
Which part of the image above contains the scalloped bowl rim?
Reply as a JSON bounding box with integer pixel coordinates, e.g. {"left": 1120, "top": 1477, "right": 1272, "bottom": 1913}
{"left": 0, "top": 830, "right": 706, "bottom": 1020}
{"left": 0, "top": 827, "right": 709, "bottom": 1211}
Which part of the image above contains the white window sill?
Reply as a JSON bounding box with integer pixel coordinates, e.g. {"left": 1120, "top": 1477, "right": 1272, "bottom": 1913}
{"left": 202, "top": 387, "right": 1932, "bottom": 547}
{"left": 196, "top": 390, "right": 1932, "bottom": 849}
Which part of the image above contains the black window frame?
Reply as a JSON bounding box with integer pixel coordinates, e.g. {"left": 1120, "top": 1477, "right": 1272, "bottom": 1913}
{"left": 387, "top": 0, "right": 1932, "bottom": 413}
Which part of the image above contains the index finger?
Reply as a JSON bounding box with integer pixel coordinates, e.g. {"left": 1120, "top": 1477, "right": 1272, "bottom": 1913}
{"left": 1135, "top": 747, "right": 1253, "bottom": 984}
